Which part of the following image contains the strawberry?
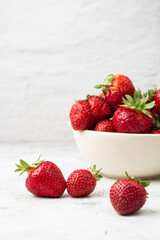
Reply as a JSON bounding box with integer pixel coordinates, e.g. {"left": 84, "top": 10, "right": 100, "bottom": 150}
{"left": 153, "top": 89, "right": 160, "bottom": 114}
{"left": 87, "top": 95, "right": 113, "bottom": 120}
{"left": 94, "top": 119, "right": 115, "bottom": 132}
{"left": 69, "top": 100, "right": 94, "bottom": 130}
{"left": 66, "top": 165, "right": 102, "bottom": 197}
{"left": 113, "top": 90, "right": 154, "bottom": 133}
{"left": 94, "top": 74, "right": 135, "bottom": 106}
{"left": 151, "top": 129, "right": 160, "bottom": 134}
{"left": 110, "top": 172, "right": 150, "bottom": 215}
{"left": 15, "top": 156, "right": 66, "bottom": 197}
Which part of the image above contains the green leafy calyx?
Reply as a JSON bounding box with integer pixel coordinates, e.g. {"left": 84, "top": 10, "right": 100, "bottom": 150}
{"left": 125, "top": 171, "right": 150, "bottom": 188}
{"left": 121, "top": 90, "right": 155, "bottom": 118}
{"left": 75, "top": 94, "right": 91, "bottom": 103}
{"left": 14, "top": 155, "right": 44, "bottom": 176}
{"left": 143, "top": 84, "right": 157, "bottom": 101}
{"left": 94, "top": 74, "right": 114, "bottom": 89}
{"left": 87, "top": 165, "right": 103, "bottom": 181}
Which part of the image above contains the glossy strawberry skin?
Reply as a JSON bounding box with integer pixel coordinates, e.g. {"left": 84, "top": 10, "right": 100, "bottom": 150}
{"left": 153, "top": 89, "right": 160, "bottom": 114}
{"left": 151, "top": 129, "right": 160, "bottom": 134}
{"left": 113, "top": 106, "right": 153, "bottom": 133}
{"left": 105, "top": 75, "right": 135, "bottom": 106}
{"left": 66, "top": 169, "right": 96, "bottom": 197}
{"left": 94, "top": 119, "right": 115, "bottom": 132}
{"left": 110, "top": 179, "right": 147, "bottom": 215}
{"left": 69, "top": 101, "right": 94, "bottom": 130}
{"left": 26, "top": 161, "right": 66, "bottom": 197}
{"left": 88, "top": 96, "right": 113, "bottom": 121}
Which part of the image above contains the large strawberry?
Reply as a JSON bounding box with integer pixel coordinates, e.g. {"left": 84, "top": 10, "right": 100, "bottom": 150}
{"left": 110, "top": 172, "right": 150, "bottom": 215}
{"left": 113, "top": 90, "right": 155, "bottom": 133}
{"left": 94, "top": 74, "right": 135, "bottom": 106}
{"left": 69, "top": 100, "right": 94, "bottom": 130}
{"left": 15, "top": 156, "right": 66, "bottom": 197}
{"left": 94, "top": 119, "right": 115, "bottom": 132}
{"left": 66, "top": 165, "right": 102, "bottom": 197}
{"left": 87, "top": 95, "right": 113, "bottom": 120}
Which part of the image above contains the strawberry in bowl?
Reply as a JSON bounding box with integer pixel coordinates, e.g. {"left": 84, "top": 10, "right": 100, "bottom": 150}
{"left": 94, "top": 74, "right": 135, "bottom": 107}
{"left": 113, "top": 90, "right": 154, "bottom": 133}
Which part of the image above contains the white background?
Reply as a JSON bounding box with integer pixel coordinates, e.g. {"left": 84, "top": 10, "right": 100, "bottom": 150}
{"left": 0, "top": 0, "right": 160, "bottom": 142}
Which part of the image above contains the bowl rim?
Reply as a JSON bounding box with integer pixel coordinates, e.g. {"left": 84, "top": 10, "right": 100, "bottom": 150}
{"left": 68, "top": 121, "right": 160, "bottom": 137}
{"left": 72, "top": 128, "right": 160, "bottom": 137}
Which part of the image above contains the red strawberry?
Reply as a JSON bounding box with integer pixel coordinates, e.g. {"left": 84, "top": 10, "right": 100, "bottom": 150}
{"left": 66, "top": 165, "right": 102, "bottom": 197}
{"left": 15, "top": 156, "right": 66, "bottom": 197}
{"left": 153, "top": 89, "right": 160, "bottom": 114}
{"left": 110, "top": 172, "right": 150, "bottom": 215}
{"left": 95, "top": 74, "right": 135, "bottom": 106}
{"left": 88, "top": 95, "right": 113, "bottom": 120}
{"left": 113, "top": 90, "right": 154, "bottom": 133}
{"left": 151, "top": 129, "right": 160, "bottom": 134}
{"left": 94, "top": 119, "right": 115, "bottom": 132}
{"left": 69, "top": 100, "right": 94, "bottom": 130}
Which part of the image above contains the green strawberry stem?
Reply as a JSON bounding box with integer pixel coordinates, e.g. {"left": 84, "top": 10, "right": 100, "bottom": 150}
{"left": 143, "top": 84, "right": 157, "bottom": 101}
{"left": 75, "top": 94, "right": 91, "bottom": 103}
{"left": 14, "top": 155, "right": 44, "bottom": 176}
{"left": 87, "top": 165, "right": 103, "bottom": 181}
{"left": 125, "top": 171, "right": 150, "bottom": 188}
{"left": 121, "top": 90, "right": 155, "bottom": 118}
{"left": 94, "top": 74, "right": 114, "bottom": 89}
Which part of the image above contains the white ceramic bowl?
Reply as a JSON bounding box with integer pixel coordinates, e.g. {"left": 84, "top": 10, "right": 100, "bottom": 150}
{"left": 72, "top": 129, "right": 160, "bottom": 179}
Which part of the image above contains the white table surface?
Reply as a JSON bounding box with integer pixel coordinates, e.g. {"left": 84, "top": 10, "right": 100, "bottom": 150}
{"left": 0, "top": 142, "right": 160, "bottom": 240}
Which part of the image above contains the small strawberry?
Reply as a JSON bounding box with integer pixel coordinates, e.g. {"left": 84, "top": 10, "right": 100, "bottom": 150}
{"left": 94, "top": 74, "right": 135, "bottom": 106}
{"left": 67, "top": 165, "right": 102, "bottom": 197}
{"left": 94, "top": 119, "right": 115, "bottom": 132}
{"left": 153, "top": 89, "right": 160, "bottom": 114}
{"left": 113, "top": 90, "right": 154, "bottom": 133}
{"left": 87, "top": 95, "right": 113, "bottom": 120}
{"left": 15, "top": 156, "right": 66, "bottom": 197}
{"left": 110, "top": 171, "right": 150, "bottom": 215}
{"left": 151, "top": 129, "right": 160, "bottom": 134}
{"left": 69, "top": 99, "right": 94, "bottom": 130}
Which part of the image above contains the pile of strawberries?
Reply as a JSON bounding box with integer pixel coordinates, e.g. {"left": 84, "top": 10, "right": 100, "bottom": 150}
{"left": 15, "top": 156, "right": 150, "bottom": 216}
{"left": 69, "top": 74, "right": 160, "bottom": 134}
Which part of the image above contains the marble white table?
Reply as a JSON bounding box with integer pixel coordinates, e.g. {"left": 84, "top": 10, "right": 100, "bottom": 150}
{"left": 0, "top": 142, "right": 160, "bottom": 240}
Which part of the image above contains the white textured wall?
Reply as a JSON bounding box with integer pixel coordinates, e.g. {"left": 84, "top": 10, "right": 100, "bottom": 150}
{"left": 0, "top": 0, "right": 160, "bottom": 142}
